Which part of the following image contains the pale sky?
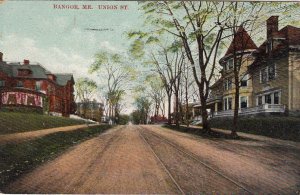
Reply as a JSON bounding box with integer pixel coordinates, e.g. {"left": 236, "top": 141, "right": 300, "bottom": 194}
{"left": 0, "top": 1, "right": 144, "bottom": 113}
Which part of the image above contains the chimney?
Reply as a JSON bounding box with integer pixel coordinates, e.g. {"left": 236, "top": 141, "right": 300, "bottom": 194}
{"left": 23, "top": 59, "right": 30, "bottom": 65}
{"left": 0, "top": 52, "right": 3, "bottom": 62}
{"left": 267, "top": 16, "right": 279, "bottom": 39}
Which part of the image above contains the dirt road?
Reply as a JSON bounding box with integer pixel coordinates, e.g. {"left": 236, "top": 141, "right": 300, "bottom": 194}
{"left": 3, "top": 125, "right": 300, "bottom": 194}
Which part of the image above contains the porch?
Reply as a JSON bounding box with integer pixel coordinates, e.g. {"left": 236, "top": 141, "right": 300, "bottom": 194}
{"left": 213, "top": 104, "right": 286, "bottom": 118}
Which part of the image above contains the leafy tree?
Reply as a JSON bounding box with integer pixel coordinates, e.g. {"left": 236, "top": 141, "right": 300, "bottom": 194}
{"left": 75, "top": 77, "right": 97, "bottom": 117}
{"left": 144, "top": 74, "right": 166, "bottom": 117}
{"left": 133, "top": 1, "right": 231, "bottom": 132}
{"left": 117, "top": 114, "right": 130, "bottom": 125}
{"left": 133, "top": 96, "right": 151, "bottom": 124}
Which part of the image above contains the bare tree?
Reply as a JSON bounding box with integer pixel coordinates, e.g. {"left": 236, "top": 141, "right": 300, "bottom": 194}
{"left": 89, "top": 51, "right": 134, "bottom": 123}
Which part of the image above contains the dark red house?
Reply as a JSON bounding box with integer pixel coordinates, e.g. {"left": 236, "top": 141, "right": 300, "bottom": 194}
{"left": 0, "top": 52, "right": 76, "bottom": 117}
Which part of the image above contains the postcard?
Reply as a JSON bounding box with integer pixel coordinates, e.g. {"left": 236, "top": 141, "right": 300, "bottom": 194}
{"left": 0, "top": 1, "right": 299, "bottom": 194}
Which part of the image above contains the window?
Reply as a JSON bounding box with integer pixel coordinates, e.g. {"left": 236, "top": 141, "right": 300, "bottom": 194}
{"left": 260, "top": 64, "right": 276, "bottom": 83}
{"left": 224, "top": 78, "right": 233, "bottom": 91}
{"left": 274, "top": 92, "right": 279, "bottom": 104}
{"left": 268, "top": 64, "right": 276, "bottom": 80}
{"left": 224, "top": 97, "right": 233, "bottom": 110}
{"left": 17, "top": 81, "right": 23, "bottom": 87}
{"left": 224, "top": 99, "right": 228, "bottom": 111}
{"left": 260, "top": 68, "right": 268, "bottom": 83}
{"left": 240, "top": 96, "right": 248, "bottom": 108}
{"left": 265, "top": 94, "right": 272, "bottom": 104}
{"left": 0, "top": 80, "right": 5, "bottom": 87}
{"left": 228, "top": 79, "right": 232, "bottom": 90}
{"left": 227, "top": 59, "right": 233, "bottom": 70}
{"left": 228, "top": 97, "right": 232, "bottom": 110}
{"left": 258, "top": 96, "right": 262, "bottom": 105}
{"left": 257, "top": 91, "right": 281, "bottom": 106}
{"left": 241, "top": 74, "right": 248, "bottom": 87}
{"left": 35, "top": 81, "right": 42, "bottom": 91}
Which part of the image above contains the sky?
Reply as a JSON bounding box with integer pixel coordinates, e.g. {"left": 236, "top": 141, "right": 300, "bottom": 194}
{"left": 0, "top": 1, "right": 145, "bottom": 114}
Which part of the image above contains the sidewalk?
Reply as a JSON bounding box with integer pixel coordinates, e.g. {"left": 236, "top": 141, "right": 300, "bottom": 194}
{"left": 0, "top": 124, "right": 99, "bottom": 145}
{"left": 186, "top": 125, "right": 300, "bottom": 148}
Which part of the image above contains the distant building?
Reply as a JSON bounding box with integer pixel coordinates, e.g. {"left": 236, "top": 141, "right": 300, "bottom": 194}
{"left": 76, "top": 100, "right": 104, "bottom": 122}
{"left": 0, "top": 52, "right": 76, "bottom": 117}
{"left": 192, "top": 16, "right": 300, "bottom": 118}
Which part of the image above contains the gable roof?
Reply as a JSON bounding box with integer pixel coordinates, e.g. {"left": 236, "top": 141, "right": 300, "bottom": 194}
{"left": 224, "top": 26, "right": 258, "bottom": 56}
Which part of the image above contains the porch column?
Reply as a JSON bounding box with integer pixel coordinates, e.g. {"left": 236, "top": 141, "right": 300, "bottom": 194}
{"left": 192, "top": 107, "right": 195, "bottom": 117}
{"left": 215, "top": 102, "right": 218, "bottom": 112}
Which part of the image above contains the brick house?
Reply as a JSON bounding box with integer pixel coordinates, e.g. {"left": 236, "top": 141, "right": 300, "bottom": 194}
{"left": 192, "top": 16, "right": 300, "bottom": 118}
{"left": 0, "top": 52, "right": 76, "bottom": 117}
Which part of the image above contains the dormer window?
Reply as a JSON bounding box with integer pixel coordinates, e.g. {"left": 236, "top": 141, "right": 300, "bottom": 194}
{"left": 18, "top": 69, "right": 31, "bottom": 77}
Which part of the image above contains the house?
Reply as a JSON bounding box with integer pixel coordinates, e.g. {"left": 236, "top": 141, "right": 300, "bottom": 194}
{"left": 249, "top": 16, "right": 300, "bottom": 115}
{"left": 192, "top": 16, "right": 300, "bottom": 118}
{"left": 0, "top": 52, "right": 76, "bottom": 117}
{"left": 193, "top": 26, "right": 258, "bottom": 118}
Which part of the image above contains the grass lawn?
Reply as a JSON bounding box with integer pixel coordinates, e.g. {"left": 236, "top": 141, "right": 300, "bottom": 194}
{"left": 0, "top": 124, "right": 112, "bottom": 189}
{"left": 164, "top": 116, "right": 300, "bottom": 142}
{"left": 209, "top": 116, "right": 300, "bottom": 142}
{"left": 0, "top": 112, "right": 86, "bottom": 135}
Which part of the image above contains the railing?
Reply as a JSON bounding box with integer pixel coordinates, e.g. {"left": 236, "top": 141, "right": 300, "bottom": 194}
{"left": 213, "top": 104, "right": 285, "bottom": 118}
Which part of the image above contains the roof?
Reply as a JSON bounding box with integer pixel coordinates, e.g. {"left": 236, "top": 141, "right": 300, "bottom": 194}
{"left": 257, "top": 25, "right": 300, "bottom": 52}
{"left": 282, "top": 25, "right": 300, "bottom": 46}
{"left": 224, "top": 26, "right": 258, "bottom": 57}
{"left": 250, "top": 24, "right": 300, "bottom": 69}
{"left": 0, "top": 61, "right": 73, "bottom": 86}
{"left": 0, "top": 61, "right": 13, "bottom": 76}
{"left": 55, "top": 74, "right": 74, "bottom": 86}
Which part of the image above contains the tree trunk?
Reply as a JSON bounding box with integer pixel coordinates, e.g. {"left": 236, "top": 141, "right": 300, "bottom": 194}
{"left": 175, "top": 91, "right": 179, "bottom": 127}
{"left": 232, "top": 76, "right": 240, "bottom": 138}
{"left": 185, "top": 88, "right": 189, "bottom": 127}
{"left": 200, "top": 90, "right": 210, "bottom": 132}
{"left": 175, "top": 90, "right": 179, "bottom": 128}
{"left": 185, "top": 72, "right": 189, "bottom": 127}
{"left": 167, "top": 93, "right": 172, "bottom": 125}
